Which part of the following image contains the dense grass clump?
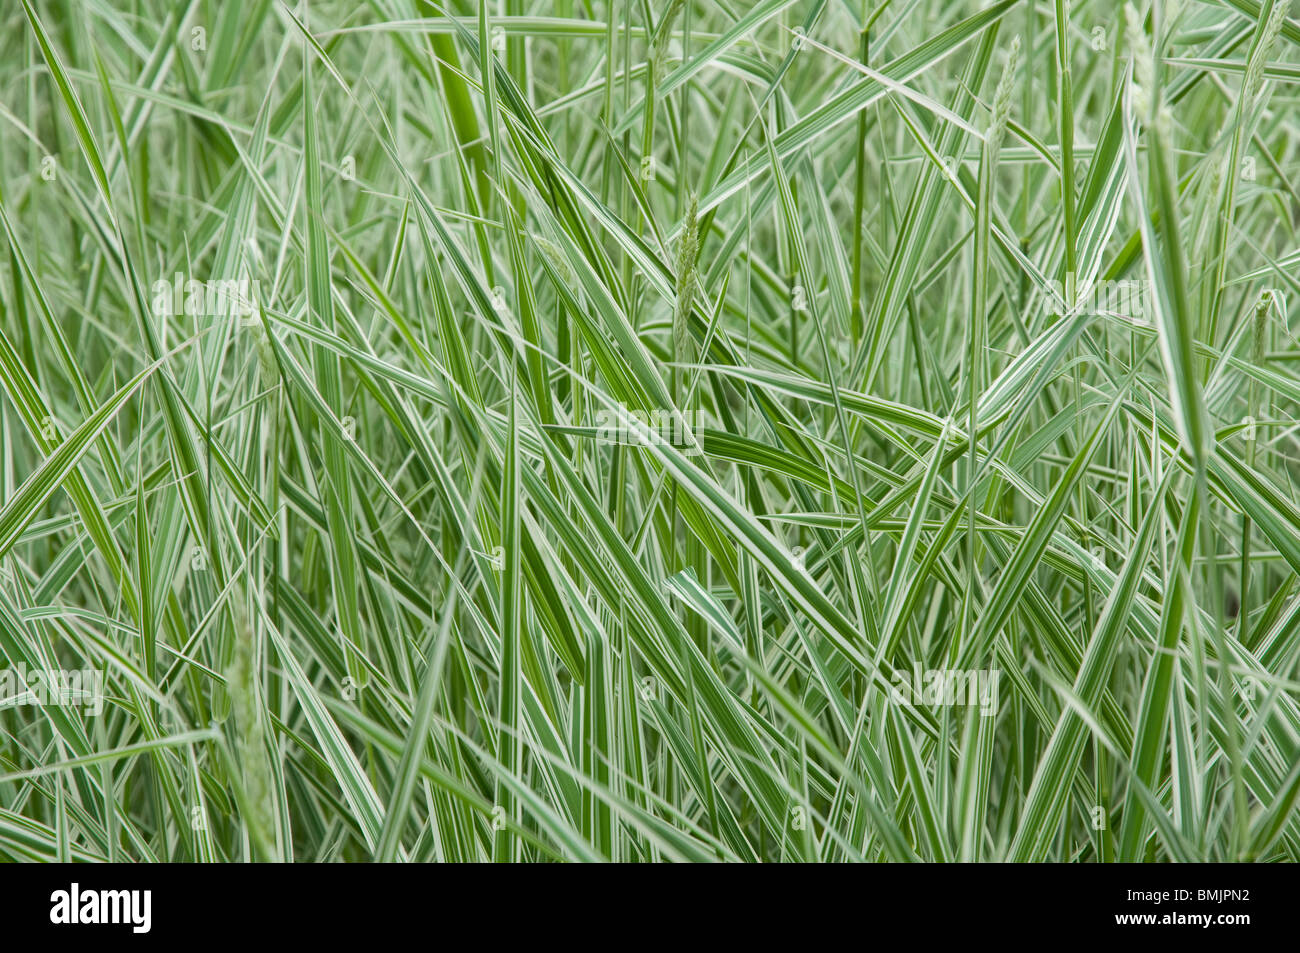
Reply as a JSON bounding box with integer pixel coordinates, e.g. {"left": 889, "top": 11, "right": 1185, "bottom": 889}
{"left": 1, "top": 0, "right": 1299, "bottom": 862}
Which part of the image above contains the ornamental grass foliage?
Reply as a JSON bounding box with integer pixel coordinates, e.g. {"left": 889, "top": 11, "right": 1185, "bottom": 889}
{"left": 1, "top": 0, "right": 1299, "bottom": 863}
